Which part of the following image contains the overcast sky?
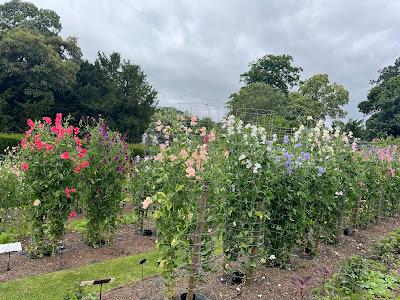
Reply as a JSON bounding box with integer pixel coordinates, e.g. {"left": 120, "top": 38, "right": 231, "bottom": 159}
{"left": 9, "top": 0, "right": 400, "bottom": 120}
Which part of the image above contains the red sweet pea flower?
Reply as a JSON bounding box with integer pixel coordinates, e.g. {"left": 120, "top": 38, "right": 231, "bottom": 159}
{"left": 66, "top": 126, "right": 74, "bottom": 135}
{"left": 55, "top": 113, "right": 62, "bottom": 127}
{"left": 21, "top": 162, "right": 29, "bottom": 171}
{"left": 74, "top": 137, "right": 82, "bottom": 146}
{"left": 60, "top": 152, "right": 70, "bottom": 159}
{"left": 80, "top": 161, "right": 90, "bottom": 169}
{"left": 21, "top": 138, "right": 27, "bottom": 148}
{"left": 27, "top": 119, "right": 35, "bottom": 128}
{"left": 45, "top": 144, "right": 55, "bottom": 151}
{"left": 65, "top": 187, "right": 71, "bottom": 198}
{"left": 69, "top": 211, "right": 76, "bottom": 219}
{"left": 43, "top": 117, "right": 52, "bottom": 125}
{"left": 74, "top": 166, "right": 81, "bottom": 173}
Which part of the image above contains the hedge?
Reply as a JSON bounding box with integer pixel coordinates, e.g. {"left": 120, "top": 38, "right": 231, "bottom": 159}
{"left": 0, "top": 133, "right": 23, "bottom": 154}
{"left": 128, "top": 143, "right": 146, "bottom": 157}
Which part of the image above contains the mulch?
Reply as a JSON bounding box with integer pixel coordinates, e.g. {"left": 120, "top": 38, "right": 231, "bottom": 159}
{"left": 0, "top": 224, "right": 156, "bottom": 283}
{"left": 103, "top": 216, "right": 400, "bottom": 300}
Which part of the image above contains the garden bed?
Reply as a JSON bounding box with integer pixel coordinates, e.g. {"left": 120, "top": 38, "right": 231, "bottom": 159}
{"left": 103, "top": 216, "right": 400, "bottom": 300}
{"left": 0, "top": 224, "right": 155, "bottom": 282}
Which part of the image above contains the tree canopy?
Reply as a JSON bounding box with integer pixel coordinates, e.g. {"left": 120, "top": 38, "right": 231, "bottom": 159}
{"left": 0, "top": 0, "right": 158, "bottom": 141}
{"left": 72, "top": 52, "right": 158, "bottom": 142}
{"left": 0, "top": 0, "right": 61, "bottom": 36}
{"left": 358, "top": 57, "right": 400, "bottom": 138}
{"left": 0, "top": 27, "right": 81, "bottom": 131}
{"left": 240, "top": 54, "right": 303, "bottom": 94}
{"left": 298, "top": 74, "right": 349, "bottom": 120}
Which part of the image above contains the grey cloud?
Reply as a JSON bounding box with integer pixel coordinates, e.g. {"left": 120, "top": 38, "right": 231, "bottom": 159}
{"left": 6, "top": 0, "right": 400, "bottom": 120}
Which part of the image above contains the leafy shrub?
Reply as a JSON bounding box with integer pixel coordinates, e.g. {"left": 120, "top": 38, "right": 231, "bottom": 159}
{"left": 0, "top": 232, "right": 15, "bottom": 244}
{"left": 18, "top": 114, "right": 89, "bottom": 256}
{"left": 80, "top": 121, "right": 129, "bottom": 247}
{"left": 371, "top": 228, "right": 400, "bottom": 265}
{"left": 0, "top": 133, "right": 23, "bottom": 154}
{"left": 319, "top": 256, "right": 399, "bottom": 299}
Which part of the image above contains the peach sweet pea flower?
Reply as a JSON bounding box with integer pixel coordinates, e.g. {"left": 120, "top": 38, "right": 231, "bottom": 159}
{"left": 169, "top": 155, "right": 177, "bottom": 162}
{"left": 179, "top": 149, "right": 189, "bottom": 159}
{"left": 155, "top": 153, "right": 164, "bottom": 161}
{"left": 159, "top": 143, "right": 167, "bottom": 150}
{"left": 186, "top": 166, "right": 196, "bottom": 177}
{"left": 33, "top": 199, "right": 41, "bottom": 207}
{"left": 199, "top": 127, "right": 207, "bottom": 137}
{"left": 208, "top": 130, "right": 216, "bottom": 142}
{"left": 142, "top": 197, "right": 153, "bottom": 209}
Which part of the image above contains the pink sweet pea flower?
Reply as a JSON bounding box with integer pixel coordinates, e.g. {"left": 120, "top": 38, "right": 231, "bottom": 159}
{"left": 60, "top": 151, "right": 70, "bottom": 159}
{"left": 21, "top": 162, "right": 29, "bottom": 171}
{"left": 190, "top": 115, "right": 198, "bottom": 126}
{"left": 43, "top": 117, "right": 52, "bottom": 125}
{"left": 69, "top": 211, "right": 76, "bottom": 219}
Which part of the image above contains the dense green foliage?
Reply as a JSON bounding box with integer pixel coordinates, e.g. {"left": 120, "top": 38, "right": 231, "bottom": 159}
{"left": 359, "top": 57, "right": 400, "bottom": 138}
{"left": 0, "top": 132, "right": 23, "bottom": 153}
{"left": 0, "top": 0, "right": 157, "bottom": 142}
{"left": 240, "top": 54, "right": 303, "bottom": 95}
{"left": 80, "top": 121, "right": 129, "bottom": 246}
{"left": 232, "top": 53, "right": 349, "bottom": 128}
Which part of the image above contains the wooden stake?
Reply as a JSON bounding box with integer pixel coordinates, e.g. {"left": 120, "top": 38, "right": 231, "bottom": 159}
{"left": 187, "top": 182, "right": 208, "bottom": 300}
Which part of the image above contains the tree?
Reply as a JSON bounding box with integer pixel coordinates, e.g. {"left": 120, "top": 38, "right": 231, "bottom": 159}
{"left": 298, "top": 74, "right": 349, "bottom": 120}
{"left": 72, "top": 52, "right": 158, "bottom": 142}
{"left": 240, "top": 54, "right": 303, "bottom": 94}
{"left": 226, "top": 82, "right": 290, "bottom": 126}
{"left": 0, "top": 0, "right": 61, "bottom": 36}
{"left": 358, "top": 57, "right": 400, "bottom": 138}
{"left": 0, "top": 27, "right": 81, "bottom": 131}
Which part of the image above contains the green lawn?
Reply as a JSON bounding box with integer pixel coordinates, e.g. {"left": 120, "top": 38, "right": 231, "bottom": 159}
{"left": 0, "top": 250, "right": 160, "bottom": 300}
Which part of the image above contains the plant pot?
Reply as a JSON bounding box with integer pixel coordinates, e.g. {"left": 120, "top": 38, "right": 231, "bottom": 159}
{"left": 143, "top": 229, "right": 153, "bottom": 236}
{"left": 228, "top": 270, "right": 245, "bottom": 285}
{"left": 179, "top": 292, "right": 209, "bottom": 300}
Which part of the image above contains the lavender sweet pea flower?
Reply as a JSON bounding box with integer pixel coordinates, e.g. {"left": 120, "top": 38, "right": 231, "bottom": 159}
{"left": 283, "top": 135, "right": 289, "bottom": 144}
{"left": 304, "top": 152, "right": 310, "bottom": 161}
{"left": 317, "top": 166, "right": 325, "bottom": 176}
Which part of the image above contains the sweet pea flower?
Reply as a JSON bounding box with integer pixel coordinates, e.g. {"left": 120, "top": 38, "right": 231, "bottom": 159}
{"left": 190, "top": 115, "right": 198, "bottom": 126}
{"left": 21, "top": 162, "right": 29, "bottom": 171}
{"left": 80, "top": 161, "right": 90, "bottom": 169}
{"left": 60, "top": 151, "right": 70, "bottom": 159}
{"left": 169, "top": 155, "right": 177, "bottom": 162}
{"left": 179, "top": 149, "right": 189, "bottom": 159}
{"left": 186, "top": 166, "right": 196, "bottom": 177}
{"left": 69, "top": 211, "right": 76, "bottom": 219}
{"left": 199, "top": 127, "right": 207, "bottom": 137}
{"left": 27, "top": 119, "right": 35, "bottom": 128}
{"left": 43, "top": 117, "right": 52, "bottom": 125}
{"left": 45, "top": 144, "right": 55, "bottom": 151}
{"left": 142, "top": 197, "right": 153, "bottom": 209}
{"left": 21, "top": 138, "right": 27, "bottom": 148}
{"left": 33, "top": 199, "right": 41, "bottom": 207}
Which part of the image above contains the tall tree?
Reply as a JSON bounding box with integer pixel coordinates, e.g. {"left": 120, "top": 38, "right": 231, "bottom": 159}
{"left": 0, "top": 0, "right": 61, "bottom": 36}
{"left": 298, "top": 74, "right": 349, "bottom": 120}
{"left": 226, "top": 82, "right": 290, "bottom": 127}
{"left": 358, "top": 57, "right": 400, "bottom": 138}
{"left": 0, "top": 0, "right": 81, "bottom": 132}
{"left": 0, "top": 27, "right": 81, "bottom": 131}
{"left": 71, "top": 52, "right": 158, "bottom": 142}
{"left": 240, "top": 54, "right": 303, "bottom": 94}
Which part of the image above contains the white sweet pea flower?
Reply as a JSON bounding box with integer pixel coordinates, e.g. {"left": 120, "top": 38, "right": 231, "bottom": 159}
{"left": 306, "top": 116, "right": 313, "bottom": 121}
{"left": 238, "top": 154, "right": 246, "bottom": 161}
{"left": 253, "top": 163, "right": 262, "bottom": 174}
{"left": 245, "top": 159, "right": 252, "bottom": 169}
